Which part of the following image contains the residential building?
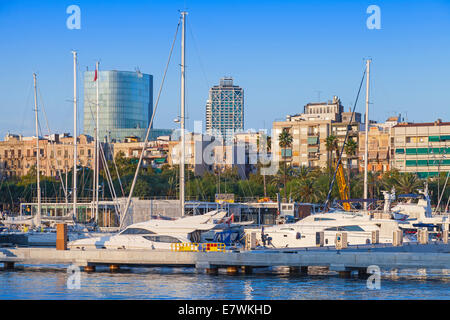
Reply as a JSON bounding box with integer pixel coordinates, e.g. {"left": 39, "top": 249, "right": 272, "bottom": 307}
{"left": 111, "top": 138, "right": 170, "bottom": 169}
{"left": 359, "top": 126, "right": 391, "bottom": 173}
{"left": 272, "top": 96, "right": 362, "bottom": 170}
{"left": 272, "top": 119, "right": 332, "bottom": 168}
{"left": 0, "top": 133, "right": 95, "bottom": 178}
{"left": 358, "top": 116, "right": 402, "bottom": 173}
{"left": 391, "top": 119, "right": 450, "bottom": 178}
{"left": 168, "top": 133, "right": 215, "bottom": 176}
{"left": 205, "top": 77, "right": 244, "bottom": 144}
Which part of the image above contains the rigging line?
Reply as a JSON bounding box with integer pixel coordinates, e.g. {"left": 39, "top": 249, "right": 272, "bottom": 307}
{"left": 436, "top": 170, "right": 450, "bottom": 213}
{"left": 19, "top": 81, "right": 34, "bottom": 137}
{"left": 187, "top": 19, "right": 210, "bottom": 91}
{"left": 444, "top": 191, "right": 450, "bottom": 213}
{"left": 37, "top": 86, "right": 65, "bottom": 198}
{"left": 112, "top": 154, "right": 125, "bottom": 197}
{"left": 98, "top": 143, "right": 120, "bottom": 218}
{"left": 120, "top": 16, "right": 182, "bottom": 229}
{"left": 323, "top": 67, "right": 367, "bottom": 210}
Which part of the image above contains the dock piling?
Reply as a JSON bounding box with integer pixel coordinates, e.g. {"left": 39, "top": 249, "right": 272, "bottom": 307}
{"left": 83, "top": 265, "right": 96, "bottom": 272}
{"left": 3, "top": 262, "right": 14, "bottom": 270}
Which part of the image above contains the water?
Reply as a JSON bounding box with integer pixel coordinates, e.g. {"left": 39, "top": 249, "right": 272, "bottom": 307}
{"left": 0, "top": 265, "right": 449, "bottom": 300}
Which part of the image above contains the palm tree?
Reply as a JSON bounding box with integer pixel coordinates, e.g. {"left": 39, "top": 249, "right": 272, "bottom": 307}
{"left": 393, "top": 173, "right": 422, "bottom": 194}
{"left": 294, "top": 178, "right": 325, "bottom": 203}
{"left": 278, "top": 128, "right": 293, "bottom": 201}
{"left": 325, "top": 135, "right": 338, "bottom": 171}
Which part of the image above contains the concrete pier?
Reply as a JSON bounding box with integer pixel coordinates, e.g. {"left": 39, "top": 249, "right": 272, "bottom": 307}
{"left": 0, "top": 244, "right": 449, "bottom": 276}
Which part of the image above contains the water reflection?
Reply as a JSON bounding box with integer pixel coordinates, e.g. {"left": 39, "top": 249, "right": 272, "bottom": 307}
{"left": 0, "top": 265, "right": 448, "bottom": 300}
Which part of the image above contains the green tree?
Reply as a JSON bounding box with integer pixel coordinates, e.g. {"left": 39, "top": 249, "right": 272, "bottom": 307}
{"left": 278, "top": 128, "right": 293, "bottom": 201}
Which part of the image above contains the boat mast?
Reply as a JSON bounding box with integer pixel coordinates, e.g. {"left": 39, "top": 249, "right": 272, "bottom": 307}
{"left": 95, "top": 61, "right": 100, "bottom": 223}
{"left": 72, "top": 51, "right": 78, "bottom": 221}
{"left": 33, "top": 73, "right": 41, "bottom": 227}
{"left": 363, "top": 59, "right": 371, "bottom": 211}
{"left": 180, "top": 11, "right": 187, "bottom": 216}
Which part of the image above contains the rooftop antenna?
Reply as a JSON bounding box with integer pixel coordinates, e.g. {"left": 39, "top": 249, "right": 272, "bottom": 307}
{"left": 315, "top": 90, "right": 322, "bottom": 102}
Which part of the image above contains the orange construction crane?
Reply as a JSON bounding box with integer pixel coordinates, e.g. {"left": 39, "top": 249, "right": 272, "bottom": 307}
{"left": 334, "top": 159, "right": 351, "bottom": 211}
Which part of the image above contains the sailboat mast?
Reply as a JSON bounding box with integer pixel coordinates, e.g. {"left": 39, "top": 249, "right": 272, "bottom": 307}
{"left": 95, "top": 61, "right": 100, "bottom": 223}
{"left": 363, "top": 59, "right": 371, "bottom": 211}
{"left": 72, "top": 51, "right": 78, "bottom": 221}
{"left": 33, "top": 73, "right": 41, "bottom": 227}
{"left": 180, "top": 11, "right": 187, "bottom": 217}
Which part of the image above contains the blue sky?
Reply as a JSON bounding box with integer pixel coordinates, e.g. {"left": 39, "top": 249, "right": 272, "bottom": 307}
{"left": 1, "top": 0, "right": 450, "bottom": 138}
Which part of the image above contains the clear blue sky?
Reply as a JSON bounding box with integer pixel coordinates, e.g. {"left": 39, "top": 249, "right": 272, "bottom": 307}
{"left": 1, "top": 0, "right": 450, "bottom": 138}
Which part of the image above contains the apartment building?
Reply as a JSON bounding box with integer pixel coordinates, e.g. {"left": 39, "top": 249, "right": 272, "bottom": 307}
{"left": 391, "top": 119, "right": 450, "bottom": 178}
{"left": 0, "top": 133, "right": 95, "bottom": 178}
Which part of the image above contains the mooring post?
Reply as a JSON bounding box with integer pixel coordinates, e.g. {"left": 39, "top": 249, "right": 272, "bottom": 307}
{"left": 56, "top": 223, "right": 68, "bottom": 251}
{"left": 205, "top": 268, "right": 218, "bottom": 275}
{"left": 84, "top": 265, "right": 96, "bottom": 272}
{"left": 3, "top": 262, "right": 15, "bottom": 270}
{"left": 109, "top": 264, "right": 120, "bottom": 272}
{"left": 338, "top": 271, "right": 352, "bottom": 278}
{"left": 241, "top": 266, "right": 253, "bottom": 274}
{"left": 226, "top": 266, "right": 239, "bottom": 275}
{"left": 357, "top": 268, "right": 368, "bottom": 279}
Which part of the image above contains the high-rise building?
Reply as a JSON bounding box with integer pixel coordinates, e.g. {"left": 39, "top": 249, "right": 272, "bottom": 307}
{"left": 83, "top": 70, "right": 153, "bottom": 142}
{"left": 206, "top": 77, "right": 244, "bottom": 144}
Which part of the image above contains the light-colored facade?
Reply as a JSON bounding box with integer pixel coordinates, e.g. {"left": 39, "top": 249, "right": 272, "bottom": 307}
{"left": 272, "top": 119, "right": 332, "bottom": 168}
{"left": 0, "top": 133, "right": 95, "bottom": 178}
{"left": 391, "top": 119, "right": 450, "bottom": 178}
{"left": 168, "top": 133, "right": 215, "bottom": 176}
{"left": 206, "top": 77, "right": 244, "bottom": 144}
{"left": 288, "top": 96, "right": 344, "bottom": 122}
{"left": 274, "top": 96, "right": 363, "bottom": 170}
{"left": 83, "top": 70, "right": 153, "bottom": 142}
{"left": 358, "top": 116, "right": 401, "bottom": 173}
{"left": 112, "top": 139, "right": 170, "bottom": 168}
{"left": 359, "top": 126, "right": 391, "bottom": 173}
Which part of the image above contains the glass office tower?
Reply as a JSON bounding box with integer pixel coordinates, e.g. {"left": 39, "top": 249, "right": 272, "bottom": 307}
{"left": 83, "top": 70, "right": 153, "bottom": 142}
{"left": 205, "top": 77, "right": 244, "bottom": 144}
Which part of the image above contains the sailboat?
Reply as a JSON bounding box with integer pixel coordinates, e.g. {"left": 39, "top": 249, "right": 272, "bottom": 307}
{"left": 69, "top": 12, "right": 245, "bottom": 250}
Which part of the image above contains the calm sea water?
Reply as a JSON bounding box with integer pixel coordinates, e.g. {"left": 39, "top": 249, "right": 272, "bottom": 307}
{"left": 0, "top": 265, "right": 449, "bottom": 300}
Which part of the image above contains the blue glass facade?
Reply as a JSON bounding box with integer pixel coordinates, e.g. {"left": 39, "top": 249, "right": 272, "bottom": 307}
{"left": 83, "top": 70, "right": 153, "bottom": 142}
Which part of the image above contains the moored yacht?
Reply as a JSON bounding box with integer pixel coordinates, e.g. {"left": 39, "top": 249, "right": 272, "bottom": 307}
{"left": 68, "top": 210, "right": 241, "bottom": 250}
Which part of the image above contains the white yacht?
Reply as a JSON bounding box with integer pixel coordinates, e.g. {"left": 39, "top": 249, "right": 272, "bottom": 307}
{"left": 390, "top": 186, "right": 450, "bottom": 227}
{"left": 247, "top": 210, "right": 402, "bottom": 249}
{"left": 68, "top": 210, "right": 235, "bottom": 250}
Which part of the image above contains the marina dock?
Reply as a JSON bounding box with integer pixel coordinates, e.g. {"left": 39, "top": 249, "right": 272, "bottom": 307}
{"left": 1, "top": 244, "right": 449, "bottom": 277}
